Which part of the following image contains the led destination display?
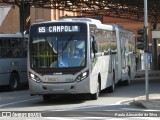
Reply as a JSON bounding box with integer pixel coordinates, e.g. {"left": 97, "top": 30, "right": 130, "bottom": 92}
{"left": 38, "top": 25, "right": 80, "bottom": 33}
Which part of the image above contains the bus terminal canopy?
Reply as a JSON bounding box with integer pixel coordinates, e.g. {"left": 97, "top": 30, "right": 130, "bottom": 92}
{"left": 1, "top": 0, "right": 160, "bottom": 23}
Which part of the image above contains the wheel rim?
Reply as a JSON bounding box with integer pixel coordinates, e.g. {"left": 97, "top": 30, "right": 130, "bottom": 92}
{"left": 97, "top": 82, "right": 100, "bottom": 98}
{"left": 112, "top": 80, "right": 115, "bottom": 91}
{"left": 128, "top": 76, "right": 131, "bottom": 85}
{"left": 10, "top": 74, "right": 19, "bottom": 90}
{"left": 112, "top": 73, "right": 115, "bottom": 91}
{"left": 128, "top": 69, "right": 131, "bottom": 84}
{"left": 11, "top": 76, "right": 18, "bottom": 89}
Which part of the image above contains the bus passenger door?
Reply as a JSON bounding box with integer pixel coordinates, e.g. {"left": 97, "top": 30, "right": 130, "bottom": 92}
{"left": 89, "top": 35, "right": 99, "bottom": 93}
{"left": 120, "top": 34, "right": 128, "bottom": 80}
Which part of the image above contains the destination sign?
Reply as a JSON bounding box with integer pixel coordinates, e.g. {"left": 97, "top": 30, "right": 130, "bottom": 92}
{"left": 38, "top": 25, "right": 80, "bottom": 33}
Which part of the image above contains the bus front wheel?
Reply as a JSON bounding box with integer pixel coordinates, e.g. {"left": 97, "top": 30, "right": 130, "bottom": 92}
{"left": 9, "top": 73, "right": 20, "bottom": 91}
{"left": 90, "top": 81, "right": 100, "bottom": 100}
{"left": 43, "top": 95, "right": 52, "bottom": 101}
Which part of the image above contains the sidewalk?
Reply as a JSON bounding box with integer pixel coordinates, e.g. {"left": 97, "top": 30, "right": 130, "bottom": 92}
{"left": 132, "top": 94, "right": 160, "bottom": 110}
{"left": 132, "top": 70, "right": 160, "bottom": 110}
{"left": 136, "top": 70, "right": 160, "bottom": 78}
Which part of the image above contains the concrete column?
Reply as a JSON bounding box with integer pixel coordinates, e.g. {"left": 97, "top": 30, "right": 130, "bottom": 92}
{"left": 152, "top": 23, "right": 158, "bottom": 70}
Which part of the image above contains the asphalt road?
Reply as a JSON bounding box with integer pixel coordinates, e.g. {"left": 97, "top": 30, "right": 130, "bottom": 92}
{"left": 0, "top": 79, "right": 160, "bottom": 118}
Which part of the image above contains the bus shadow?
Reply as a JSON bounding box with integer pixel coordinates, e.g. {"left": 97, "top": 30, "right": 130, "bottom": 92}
{"left": 0, "top": 85, "right": 29, "bottom": 93}
{"left": 34, "top": 94, "right": 90, "bottom": 105}
{"left": 99, "top": 79, "right": 160, "bottom": 98}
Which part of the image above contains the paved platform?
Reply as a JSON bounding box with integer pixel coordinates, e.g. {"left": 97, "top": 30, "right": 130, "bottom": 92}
{"left": 132, "top": 94, "right": 160, "bottom": 110}
{"left": 131, "top": 70, "right": 160, "bottom": 110}
{"left": 136, "top": 70, "right": 160, "bottom": 78}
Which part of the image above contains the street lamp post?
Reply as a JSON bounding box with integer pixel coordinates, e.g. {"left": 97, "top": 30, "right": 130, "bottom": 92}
{"left": 144, "top": 0, "right": 149, "bottom": 101}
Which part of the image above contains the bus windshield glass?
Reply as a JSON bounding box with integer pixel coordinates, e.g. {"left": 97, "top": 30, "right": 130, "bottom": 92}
{"left": 31, "top": 34, "right": 86, "bottom": 69}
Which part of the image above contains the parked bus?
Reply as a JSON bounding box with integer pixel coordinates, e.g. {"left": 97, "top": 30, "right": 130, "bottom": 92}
{"left": 28, "top": 18, "right": 136, "bottom": 101}
{"left": 0, "top": 33, "right": 28, "bottom": 90}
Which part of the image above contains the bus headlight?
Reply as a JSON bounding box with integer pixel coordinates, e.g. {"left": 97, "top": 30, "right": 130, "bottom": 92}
{"left": 75, "top": 70, "right": 89, "bottom": 82}
{"left": 29, "top": 72, "right": 42, "bottom": 83}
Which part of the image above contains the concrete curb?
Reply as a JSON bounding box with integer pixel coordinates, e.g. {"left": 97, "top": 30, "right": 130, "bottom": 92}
{"left": 132, "top": 100, "right": 147, "bottom": 109}
{"left": 132, "top": 94, "right": 160, "bottom": 110}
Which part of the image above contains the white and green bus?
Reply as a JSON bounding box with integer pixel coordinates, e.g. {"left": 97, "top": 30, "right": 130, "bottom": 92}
{"left": 28, "top": 18, "right": 136, "bottom": 101}
{"left": 0, "top": 33, "right": 28, "bottom": 90}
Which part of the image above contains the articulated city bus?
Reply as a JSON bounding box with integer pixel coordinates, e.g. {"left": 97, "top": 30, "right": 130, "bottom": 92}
{"left": 28, "top": 18, "right": 136, "bottom": 101}
{"left": 0, "top": 33, "right": 28, "bottom": 90}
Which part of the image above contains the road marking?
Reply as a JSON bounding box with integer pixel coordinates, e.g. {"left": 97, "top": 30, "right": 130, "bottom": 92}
{"left": 53, "top": 103, "right": 121, "bottom": 111}
{"left": 116, "top": 98, "right": 134, "bottom": 104}
{"left": 52, "top": 99, "right": 160, "bottom": 111}
{"left": 0, "top": 98, "right": 40, "bottom": 108}
{"left": 43, "top": 118, "right": 160, "bottom": 120}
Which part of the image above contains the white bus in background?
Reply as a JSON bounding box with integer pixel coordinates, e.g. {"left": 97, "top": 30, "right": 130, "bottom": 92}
{"left": 28, "top": 18, "right": 136, "bottom": 101}
{"left": 0, "top": 33, "right": 28, "bottom": 90}
{"left": 114, "top": 24, "right": 136, "bottom": 85}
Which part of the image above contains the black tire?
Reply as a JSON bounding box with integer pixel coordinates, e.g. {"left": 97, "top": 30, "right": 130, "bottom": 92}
{"left": 43, "top": 95, "right": 52, "bottom": 101}
{"left": 9, "top": 73, "right": 20, "bottom": 91}
{"left": 90, "top": 81, "right": 100, "bottom": 100}
{"left": 123, "top": 67, "right": 131, "bottom": 86}
{"left": 108, "top": 72, "right": 115, "bottom": 93}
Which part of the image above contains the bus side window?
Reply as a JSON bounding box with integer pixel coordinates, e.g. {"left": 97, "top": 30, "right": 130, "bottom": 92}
{"left": 0, "top": 39, "right": 2, "bottom": 57}
{"left": 8, "top": 39, "right": 13, "bottom": 57}
{"left": 12, "top": 38, "right": 21, "bottom": 58}
{"left": 23, "top": 40, "right": 28, "bottom": 57}
{"left": 1, "top": 39, "right": 5, "bottom": 57}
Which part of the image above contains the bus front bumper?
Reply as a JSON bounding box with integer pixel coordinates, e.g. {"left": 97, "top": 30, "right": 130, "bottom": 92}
{"left": 29, "top": 78, "right": 90, "bottom": 95}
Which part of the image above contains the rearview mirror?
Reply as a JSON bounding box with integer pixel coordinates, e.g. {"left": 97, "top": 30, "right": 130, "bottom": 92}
{"left": 92, "top": 40, "right": 98, "bottom": 53}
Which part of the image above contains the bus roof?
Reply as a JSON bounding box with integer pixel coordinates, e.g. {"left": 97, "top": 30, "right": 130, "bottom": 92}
{"left": 107, "top": 24, "right": 134, "bottom": 34}
{"left": 32, "top": 18, "right": 102, "bottom": 25}
{"left": 0, "top": 33, "right": 24, "bottom": 38}
{"left": 31, "top": 18, "right": 134, "bottom": 33}
{"left": 59, "top": 18, "right": 102, "bottom": 24}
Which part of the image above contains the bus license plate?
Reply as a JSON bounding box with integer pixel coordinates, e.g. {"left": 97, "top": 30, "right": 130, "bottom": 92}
{"left": 46, "top": 77, "right": 58, "bottom": 82}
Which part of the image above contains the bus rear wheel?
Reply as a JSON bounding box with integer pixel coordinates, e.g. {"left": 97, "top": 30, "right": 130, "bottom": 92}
{"left": 9, "top": 73, "right": 20, "bottom": 91}
{"left": 108, "top": 72, "right": 115, "bottom": 93}
{"left": 123, "top": 67, "right": 131, "bottom": 86}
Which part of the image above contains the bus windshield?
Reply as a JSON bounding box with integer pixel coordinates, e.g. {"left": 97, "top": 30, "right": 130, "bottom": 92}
{"left": 31, "top": 34, "right": 86, "bottom": 69}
